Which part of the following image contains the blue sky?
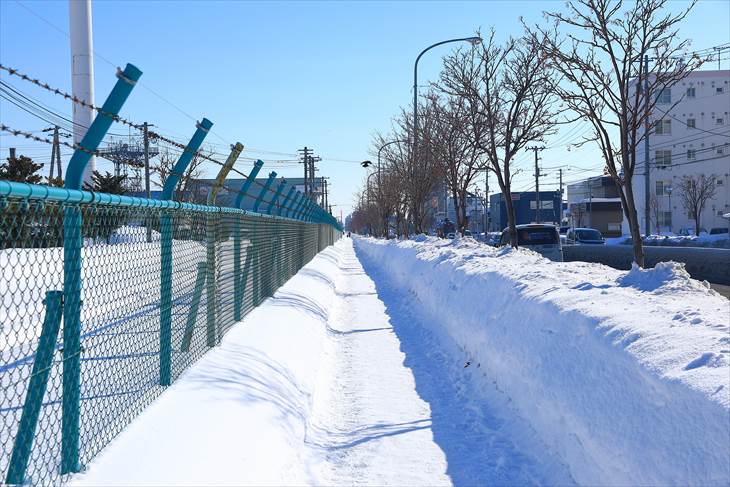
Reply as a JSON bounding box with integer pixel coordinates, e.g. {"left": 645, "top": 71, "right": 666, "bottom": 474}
{"left": 1, "top": 0, "right": 729, "bottom": 217}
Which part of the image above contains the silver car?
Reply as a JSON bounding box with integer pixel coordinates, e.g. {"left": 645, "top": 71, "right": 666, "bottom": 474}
{"left": 499, "top": 224, "right": 563, "bottom": 261}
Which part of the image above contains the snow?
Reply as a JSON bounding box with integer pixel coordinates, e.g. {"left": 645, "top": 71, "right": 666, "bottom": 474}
{"left": 355, "top": 236, "right": 730, "bottom": 486}
{"left": 66, "top": 236, "right": 729, "bottom": 486}
{"left": 71, "top": 239, "right": 467, "bottom": 485}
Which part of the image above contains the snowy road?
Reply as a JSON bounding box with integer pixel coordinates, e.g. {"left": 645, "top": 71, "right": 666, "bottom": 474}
{"left": 70, "top": 238, "right": 572, "bottom": 486}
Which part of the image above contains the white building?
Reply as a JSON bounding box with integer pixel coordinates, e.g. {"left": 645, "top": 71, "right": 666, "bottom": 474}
{"left": 627, "top": 69, "right": 730, "bottom": 235}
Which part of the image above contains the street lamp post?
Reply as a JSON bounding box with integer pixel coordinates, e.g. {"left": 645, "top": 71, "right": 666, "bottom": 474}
{"left": 412, "top": 36, "right": 482, "bottom": 169}
{"left": 377, "top": 139, "right": 406, "bottom": 189}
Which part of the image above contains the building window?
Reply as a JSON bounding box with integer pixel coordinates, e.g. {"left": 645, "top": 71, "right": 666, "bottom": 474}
{"left": 655, "top": 150, "right": 672, "bottom": 168}
{"left": 718, "top": 146, "right": 725, "bottom": 155}
{"left": 719, "top": 210, "right": 726, "bottom": 217}
{"left": 718, "top": 87, "right": 725, "bottom": 94}
{"left": 686, "top": 87, "right": 696, "bottom": 98}
{"left": 717, "top": 118, "right": 725, "bottom": 125}
{"left": 656, "top": 88, "right": 671, "bottom": 104}
{"left": 654, "top": 119, "right": 671, "bottom": 135}
{"left": 717, "top": 179, "right": 724, "bottom": 186}
{"left": 655, "top": 180, "right": 668, "bottom": 196}
{"left": 687, "top": 118, "right": 696, "bottom": 128}
{"left": 659, "top": 211, "right": 672, "bottom": 228}
{"left": 687, "top": 149, "right": 696, "bottom": 160}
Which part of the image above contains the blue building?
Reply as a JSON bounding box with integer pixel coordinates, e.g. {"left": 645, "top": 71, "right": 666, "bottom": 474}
{"left": 488, "top": 191, "right": 563, "bottom": 231}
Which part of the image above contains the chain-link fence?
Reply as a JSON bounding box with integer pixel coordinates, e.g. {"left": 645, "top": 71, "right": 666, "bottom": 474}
{"left": 0, "top": 181, "right": 339, "bottom": 485}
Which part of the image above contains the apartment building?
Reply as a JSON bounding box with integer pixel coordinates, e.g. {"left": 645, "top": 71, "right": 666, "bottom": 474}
{"left": 628, "top": 69, "right": 730, "bottom": 235}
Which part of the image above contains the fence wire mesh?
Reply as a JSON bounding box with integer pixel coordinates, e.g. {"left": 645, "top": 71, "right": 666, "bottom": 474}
{"left": 0, "top": 189, "right": 339, "bottom": 485}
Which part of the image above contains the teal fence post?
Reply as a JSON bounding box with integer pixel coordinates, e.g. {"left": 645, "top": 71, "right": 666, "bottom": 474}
{"left": 206, "top": 143, "right": 243, "bottom": 346}
{"left": 61, "top": 63, "right": 142, "bottom": 475}
{"left": 6, "top": 291, "right": 63, "bottom": 485}
{"left": 266, "top": 179, "right": 286, "bottom": 215}
{"left": 280, "top": 186, "right": 295, "bottom": 217}
{"left": 293, "top": 193, "right": 305, "bottom": 220}
{"left": 233, "top": 222, "right": 243, "bottom": 322}
{"left": 253, "top": 172, "right": 276, "bottom": 213}
{"left": 234, "top": 160, "right": 264, "bottom": 209}
{"left": 252, "top": 222, "right": 260, "bottom": 306}
{"left": 233, "top": 160, "right": 263, "bottom": 321}
{"left": 159, "top": 118, "right": 213, "bottom": 387}
{"left": 180, "top": 262, "right": 207, "bottom": 352}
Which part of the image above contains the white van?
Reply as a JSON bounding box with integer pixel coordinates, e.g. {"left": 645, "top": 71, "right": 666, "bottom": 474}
{"left": 499, "top": 224, "right": 563, "bottom": 261}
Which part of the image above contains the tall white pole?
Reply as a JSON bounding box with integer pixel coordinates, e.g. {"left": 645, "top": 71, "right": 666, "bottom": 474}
{"left": 69, "top": 0, "right": 95, "bottom": 185}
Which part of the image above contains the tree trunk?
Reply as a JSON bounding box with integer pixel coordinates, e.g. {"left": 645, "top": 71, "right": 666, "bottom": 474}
{"left": 503, "top": 192, "right": 519, "bottom": 248}
{"left": 694, "top": 211, "right": 700, "bottom": 237}
{"left": 451, "top": 187, "right": 462, "bottom": 234}
{"left": 621, "top": 177, "right": 645, "bottom": 268}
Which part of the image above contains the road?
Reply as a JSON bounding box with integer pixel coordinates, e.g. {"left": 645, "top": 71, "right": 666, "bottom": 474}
{"left": 710, "top": 283, "right": 730, "bottom": 299}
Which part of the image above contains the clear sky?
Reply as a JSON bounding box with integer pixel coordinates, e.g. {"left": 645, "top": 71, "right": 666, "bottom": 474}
{"left": 1, "top": 0, "right": 729, "bottom": 218}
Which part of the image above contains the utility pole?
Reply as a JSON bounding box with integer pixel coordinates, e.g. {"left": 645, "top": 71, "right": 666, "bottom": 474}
{"left": 528, "top": 146, "right": 545, "bottom": 223}
{"left": 42, "top": 126, "right": 64, "bottom": 181}
{"left": 143, "top": 122, "right": 153, "bottom": 242}
{"left": 643, "top": 54, "right": 651, "bottom": 237}
{"left": 298, "top": 147, "right": 312, "bottom": 197}
{"left": 50, "top": 128, "right": 57, "bottom": 180}
{"left": 559, "top": 168, "right": 563, "bottom": 198}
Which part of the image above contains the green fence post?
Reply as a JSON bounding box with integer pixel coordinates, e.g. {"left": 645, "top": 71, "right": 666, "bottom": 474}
{"left": 159, "top": 118, "right": 213, "bottom": 387}
{"left": 234, "top": 160, "right": 264, "bottom": 209}
{"left": 253, "top": 172, "right": 276, "bottom": 213}
{"left": 6, "top": 291, "right": 63, "bottom": 485}
{"left": 280, "top": 186, "right": 295, "bottom": 217}
{"left": 207, "top": 143, "right": 243, "bottom": 346}
{"left": 294, "top": 193, "right": 306, "bottom": 220}
{"left": 233, "top": 221, "right": 243, "bottom": 322}
{"left": 252, "top": 224, "right": 261, "bottom": 306}
{"left": 180, "top": 262, "right": 207, "bottom": 352}
{"left": 233, "top": 161, "right": 263, "bottom": 321}
{"left": 266, "top": 178, "right": 286, "bottom": 215}
{"left": 61, "top": 63, "right": 142, "bottom": 475}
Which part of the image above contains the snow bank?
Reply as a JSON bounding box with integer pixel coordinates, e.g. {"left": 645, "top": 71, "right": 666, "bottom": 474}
{"left": 355, "top": 236, "right": 730, "bottom": 487}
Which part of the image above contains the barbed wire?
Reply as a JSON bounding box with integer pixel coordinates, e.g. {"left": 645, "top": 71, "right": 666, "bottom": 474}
{"left": 0, "top": 63, "right": 141, "bottom": 130}
{"left": 1, "top": 123, "right": 100, "bottom": 158}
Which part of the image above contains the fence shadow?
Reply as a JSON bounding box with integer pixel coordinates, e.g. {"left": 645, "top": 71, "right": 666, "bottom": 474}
{"left": 353, "top": 243, "right": 576, "bottom": 487}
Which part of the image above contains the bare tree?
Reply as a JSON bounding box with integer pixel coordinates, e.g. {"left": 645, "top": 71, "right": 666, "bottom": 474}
{"left": 678, "top": 174, "right": 717, "bottom": 236}
{"left": 439, "top": 30, "right": 559, "bottom": 247}
{"left": 153, "top": 147, "right": 209, "bottom": 202}
{"left": 422, "top": 92, "right": 484, "bottom": 235}
{"left": 531, "top": 0, "right": 704, "bottom": 266}
{"left": 380, "top": 108, "right": 442, "bottom": 236}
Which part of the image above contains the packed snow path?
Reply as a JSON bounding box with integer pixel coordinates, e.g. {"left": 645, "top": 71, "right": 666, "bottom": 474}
{"left": 71, "top": 236, "right": 728, "bottom": 486}
{"left": 71, "top": 238, "right": 572, "bottom": 486}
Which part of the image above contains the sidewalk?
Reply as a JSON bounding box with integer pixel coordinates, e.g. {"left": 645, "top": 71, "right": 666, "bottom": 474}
{"left": 69, "top": 238, "right": 451, "bottom": 485}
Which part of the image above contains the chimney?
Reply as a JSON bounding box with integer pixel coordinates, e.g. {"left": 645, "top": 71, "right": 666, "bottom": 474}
{"left": 9, "top": 148, "right": 16, "bottom": 160}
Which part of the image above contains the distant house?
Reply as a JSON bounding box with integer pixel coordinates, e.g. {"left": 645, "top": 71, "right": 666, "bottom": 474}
{"left": 566, "top": 176, "right": 623, "bottom": 237}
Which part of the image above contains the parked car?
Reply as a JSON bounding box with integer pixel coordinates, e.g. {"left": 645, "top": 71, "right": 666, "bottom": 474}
{"left": 463, "top": 230, "right": 473, "bottom": 238}
{"left": 446, "top": 232, "right": 456, "bottom": 239}
{"left": 566, "top": 227, "right": 605, "bottom": 245}
{"left": 678, "top": 227, "right": 708, "bottom": 236}
{"left": 499, "top": 224, "right": 563, "bottom": 261}
{"left": 709, "top": 227, "right": 729, "bottom": 235}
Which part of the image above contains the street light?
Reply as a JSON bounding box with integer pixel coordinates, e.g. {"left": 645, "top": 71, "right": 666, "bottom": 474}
{"left": 413, "top": 36, "right": 482, "bottom": 167}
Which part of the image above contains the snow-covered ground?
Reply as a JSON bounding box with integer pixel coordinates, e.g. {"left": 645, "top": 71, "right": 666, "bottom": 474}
{"left": 68, "top": 236, "right": 729, "bottom": 486}
{"left": 357, "top": 236, "right": 730, "bottom": 486}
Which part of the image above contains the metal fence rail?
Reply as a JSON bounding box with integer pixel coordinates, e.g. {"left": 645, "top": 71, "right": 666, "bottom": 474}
{"left": 0, "top": 180, "right": 340, "bottom": 485}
